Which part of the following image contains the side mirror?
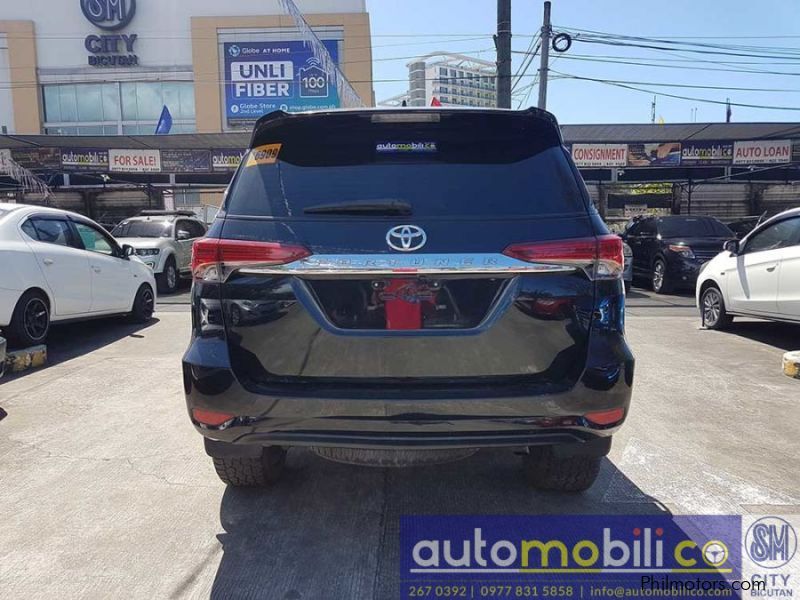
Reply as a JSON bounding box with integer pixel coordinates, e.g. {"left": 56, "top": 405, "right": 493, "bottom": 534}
{"left": 122, "top": 244, "right": 135, "bottom": 258}
{"left": 724, "top": 240, "right": 739, "bottom": 255}
{"left": 177, "top": 230, "right": 191, "bottom": 241}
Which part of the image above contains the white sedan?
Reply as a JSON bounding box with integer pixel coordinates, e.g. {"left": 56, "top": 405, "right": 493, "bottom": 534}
{"left": 0, "top": 203, "right": 156, "bottom": 347}
{"left": 696, "top": 207, "right": 800, "bottom": 329}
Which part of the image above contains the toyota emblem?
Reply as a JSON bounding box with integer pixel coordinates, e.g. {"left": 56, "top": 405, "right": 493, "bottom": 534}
{"left": 386, "top": 225, "right": 427, "bottom": 252}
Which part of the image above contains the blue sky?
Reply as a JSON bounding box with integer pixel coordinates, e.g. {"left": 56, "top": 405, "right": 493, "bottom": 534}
{"left": 365, "top": 0, "right": 800, "bottom": 123}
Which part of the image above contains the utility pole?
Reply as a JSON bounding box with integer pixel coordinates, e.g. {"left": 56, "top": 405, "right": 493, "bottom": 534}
{"left": 496, "top": 0, "right": 512, "bottom": 108}
{"left": 651, "top": 96, "right": 656, "bottom": 123}
{"left": 537, "top": 1, "right": 552, "bottom": 109}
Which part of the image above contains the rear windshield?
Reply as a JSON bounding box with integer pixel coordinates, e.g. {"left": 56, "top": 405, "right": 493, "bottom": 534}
{"left": 111, "top": 220, "right": 172, "bottom": 238}
{"left": 657, "top": 217, "right": 733, "bottom": 238}
{"left": 225, "top": 115, "right": 585, "bottom": 218}
{"left": 227, "top": 148, "right": 583, "bottom": 218}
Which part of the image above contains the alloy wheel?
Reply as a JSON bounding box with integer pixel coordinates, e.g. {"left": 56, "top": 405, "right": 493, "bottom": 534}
{"left": 702, "top": 288, "right": 722, "bottom": 327}
{"left": 23, "top": 298, "right": 49, "bottom": 342}
{"left": 141, "top": 288, "right": 155, "bottom": 318}
{"left": 167, "top": 265, "right": 177, "bottom": 290}
{"left": 653, "top": 262, "right": 665, "bottom": 292}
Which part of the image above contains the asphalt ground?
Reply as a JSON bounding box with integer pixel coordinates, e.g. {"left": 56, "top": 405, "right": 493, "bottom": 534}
{"left": 1, "top": 298, "right": 798, "bottom": 599}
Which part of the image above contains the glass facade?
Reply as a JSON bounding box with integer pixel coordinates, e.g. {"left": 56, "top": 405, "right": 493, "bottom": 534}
{"left": 42, "top": 82, "right": 195, "bottom": 135}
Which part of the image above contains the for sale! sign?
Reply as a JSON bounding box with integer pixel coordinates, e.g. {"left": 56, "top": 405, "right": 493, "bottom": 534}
{"left": 224, "top": 40, "right": 341, "bottom": 120}
{"left": 108, "top": 149, "right": 162, "bottom": 173}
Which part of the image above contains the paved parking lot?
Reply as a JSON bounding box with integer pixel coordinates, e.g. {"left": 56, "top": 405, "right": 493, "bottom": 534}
{"left": 1, "top": 299, "right": 798, "bottom": 599}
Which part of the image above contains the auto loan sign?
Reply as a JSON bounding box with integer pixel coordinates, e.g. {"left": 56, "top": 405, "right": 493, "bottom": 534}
{"left": 732, "top": 140, "right": 792, "bottom": 165}
{"left": 571, "top": 144, "right": 628, "bottom": 167}
{"left": 224, "top": 40, "right": 341, "bottom": 119}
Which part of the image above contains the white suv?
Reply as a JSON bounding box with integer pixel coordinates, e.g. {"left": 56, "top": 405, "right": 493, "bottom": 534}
{"left": 697, "top": 207, "right": 800, "bottom": 329}
{"left": 111, "top": 211, "right": 207, "bottom": 294}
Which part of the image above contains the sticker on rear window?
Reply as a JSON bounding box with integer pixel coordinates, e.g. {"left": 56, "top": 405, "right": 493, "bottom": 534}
{"left": 376, "top": 142, "right": 437, "bottom": 154}
{"left": 245, "top": 143, "right": 282, "bottom": 167}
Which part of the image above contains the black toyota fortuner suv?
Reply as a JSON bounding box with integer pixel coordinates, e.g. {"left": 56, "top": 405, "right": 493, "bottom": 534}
{"left": 183, "top": 108, "right": 634, "bottom": 492}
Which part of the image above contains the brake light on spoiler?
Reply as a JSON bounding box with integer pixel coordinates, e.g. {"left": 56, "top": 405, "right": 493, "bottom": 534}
{"left": 503, "top": 234, "right": 624, "bottom": 280}
{"left": 192, "top": 238, "right": 312, "bottom": 281}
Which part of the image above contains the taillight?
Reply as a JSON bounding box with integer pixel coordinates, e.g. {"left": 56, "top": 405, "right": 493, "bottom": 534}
{"left": 192, "top": 238, "right": 311, "bottom": 281}
{"left": 503, "top": 234, "right": 623, "bottom": 280}
{"left": 191, "top": 408, "right": 236, "bottom": 428}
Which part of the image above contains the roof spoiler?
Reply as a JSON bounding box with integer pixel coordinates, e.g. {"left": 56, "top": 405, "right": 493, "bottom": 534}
{"left": 137, "top": 210, "right": 196, "bottom": 217}
{"left": 249, "top": 107, "right": 562, "bottom": 149}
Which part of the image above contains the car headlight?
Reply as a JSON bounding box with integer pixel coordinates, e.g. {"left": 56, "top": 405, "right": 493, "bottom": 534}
{"left": 668, "top": 244, "right": 695, "bottom": 259}
{"left": 136, "top": 248, "right": 161, "bottom": 257}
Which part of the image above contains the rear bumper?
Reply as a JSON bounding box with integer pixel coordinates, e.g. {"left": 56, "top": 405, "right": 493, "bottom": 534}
{"left": 182, "top": 334, "right": 634, "bottom": 452}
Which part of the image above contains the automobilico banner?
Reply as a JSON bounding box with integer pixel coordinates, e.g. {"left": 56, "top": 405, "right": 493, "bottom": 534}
{"left": 223, "top": 40, "right": 341, "bottom": 120}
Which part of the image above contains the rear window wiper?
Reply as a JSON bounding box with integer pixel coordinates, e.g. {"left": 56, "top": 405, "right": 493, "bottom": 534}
{"left": 303, "top": 200, "right": 412, "bottom": 216}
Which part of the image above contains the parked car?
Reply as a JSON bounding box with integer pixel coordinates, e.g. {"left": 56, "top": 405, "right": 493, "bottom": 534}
{"left": 622, "top": 241, "right": 633, "bottom": 293}
{"left": 111, "top": 210, "right": 207, "bottom": 294}
{"left": 724, "top": 214, "right": 766, "bottom": 240}
{"left": 183, "top": 108, "right": 634, "bottom": 493}
{"left": 697, "top": 207, "right": 800, "bottom": 329}
{"left": 621, "top": 215, "right": 735, "bottom": 293}
{"left": 0, "top": 203, "right": 156, "bottom": 348}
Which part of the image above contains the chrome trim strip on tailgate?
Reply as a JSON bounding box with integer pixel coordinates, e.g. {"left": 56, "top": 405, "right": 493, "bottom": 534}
{"left": 236, "top": 253, "right": 576, "bottom": 276}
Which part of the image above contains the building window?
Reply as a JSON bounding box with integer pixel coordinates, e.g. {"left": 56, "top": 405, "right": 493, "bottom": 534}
{"left": 42, "top": 82, "right": 195, "bottom": 135}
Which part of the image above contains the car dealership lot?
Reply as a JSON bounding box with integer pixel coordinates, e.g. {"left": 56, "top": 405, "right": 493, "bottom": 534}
{"left": 0, "top": 303, "right": 798, "bottom": 599}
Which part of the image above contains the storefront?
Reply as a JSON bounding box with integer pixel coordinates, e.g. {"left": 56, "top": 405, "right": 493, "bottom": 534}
{"left": 0, "top": 0, "right": 374, "bottom": 135}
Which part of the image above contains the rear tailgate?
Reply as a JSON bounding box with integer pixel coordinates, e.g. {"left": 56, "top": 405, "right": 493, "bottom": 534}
{"left": 200, "top": 109, "right": 613, "bottom": 391}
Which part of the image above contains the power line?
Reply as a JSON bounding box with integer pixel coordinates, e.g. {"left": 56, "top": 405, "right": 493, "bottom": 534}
{"left": 551, "top": 72, "right": 800, "bottom": 93}
{"left": 552, "top": 71, "right": 800, "bottom": 111}
{"left": 556, "top": 54, "right": 800, "bottom": 77}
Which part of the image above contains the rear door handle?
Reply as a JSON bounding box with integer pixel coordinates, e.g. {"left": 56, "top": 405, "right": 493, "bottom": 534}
{"left": 767, "top": 265, "right": 777, "bottom": 272}
{"left": 93, "top": 266, "right": 102, "bottom": 273}
{"left": 43, "top": 258, "right": 54, "bottom": 265}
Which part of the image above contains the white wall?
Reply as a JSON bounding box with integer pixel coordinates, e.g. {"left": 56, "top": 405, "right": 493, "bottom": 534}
{"left": 0, "top": 0, "right": 366, "bottom": 73}
{"left": 0, "top": 34, "right": 12, "bottom": 132}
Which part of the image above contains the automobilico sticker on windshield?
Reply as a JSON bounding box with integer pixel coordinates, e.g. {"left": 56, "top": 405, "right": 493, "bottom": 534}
{"left": 245, "top": 143, "right": 282, "bottom": 167}
{"left": 376, "top": 142, "right": 438, "bottom": 154}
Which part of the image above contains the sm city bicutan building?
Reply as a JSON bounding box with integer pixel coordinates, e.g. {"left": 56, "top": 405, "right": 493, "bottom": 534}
{"left": 0, "top": 0, "right": 375, "bottom": 136}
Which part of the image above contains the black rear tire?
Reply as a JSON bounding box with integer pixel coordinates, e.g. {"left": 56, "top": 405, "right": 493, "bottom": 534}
{"left": 523, "top": 446, "right": 602, "bottom": 492}
{"left": 128, "top": 284, "right": 155, "bottom": 324}
{"left": 6, "top": 290, "right": 50, "bottom": 348}
{"left": 156, "top": 257, "right": 178, "bottom": 294}
{"left": 700, "top": 285, "right": 733, "bottom": 330}
{"left": 212, "top": 447, "right": 286, "bottom": 487}
{"left": 651, "top": 259, "right": 672, "bottom": 294}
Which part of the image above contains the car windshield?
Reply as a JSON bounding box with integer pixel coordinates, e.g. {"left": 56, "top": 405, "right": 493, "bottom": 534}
{"left": 111, "top": 220, "right": 172, "bottom": 238}
{"left": 657, "top": 217, "right": 733, "bottom": 238}
{"left": 226, "top": 147, "right": 585, "bottom": 218}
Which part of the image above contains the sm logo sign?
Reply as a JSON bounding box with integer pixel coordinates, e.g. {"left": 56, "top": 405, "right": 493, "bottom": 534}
{"left": 81, "top": 0, "right": 136, "bottom": 31}
{"left": 746, "top": 517, "right": 798, "bottom": 568}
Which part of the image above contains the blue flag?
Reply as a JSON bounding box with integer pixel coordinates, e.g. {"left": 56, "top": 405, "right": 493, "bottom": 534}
{"left": 155, "top": 105, "right": 173, "bottom": 135}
